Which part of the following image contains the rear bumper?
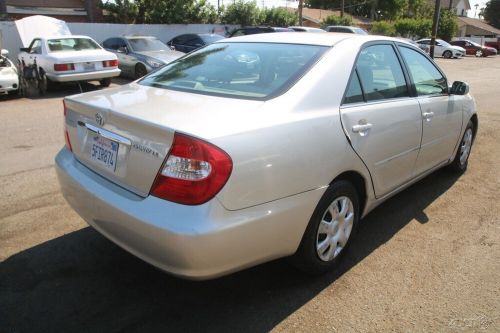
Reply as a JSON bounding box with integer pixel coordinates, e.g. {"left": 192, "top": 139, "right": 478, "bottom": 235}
{"left": 0, "top": 72, "right": 19, "bottom": 93}
{"left": 47, "top": 68, "right": 121, "bottom": 82}
{"left": 55, "top": 148, "right": 324, "bottom": 280}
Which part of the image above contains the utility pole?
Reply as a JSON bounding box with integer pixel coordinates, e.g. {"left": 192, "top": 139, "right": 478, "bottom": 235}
{"left": 341, "top": 0, "right": 345, "bottom": 17}
{"left": 430, "top": 0, "right": 441, "bottom": 59}
{"left": 298, "top": 0, "right": 303, "bottom": 26}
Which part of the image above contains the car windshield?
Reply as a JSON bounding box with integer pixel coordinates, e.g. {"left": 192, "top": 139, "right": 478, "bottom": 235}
{"left": 140, "top": 42, "right": 327, "bottom": 100}
{"left": 469, "top": 41, "right": 481, "bottom": 47}
{"left": 438, "top": 40, "right": 451, "bottom": 47}
{"left": 47, "top": 38, "right": 101, "bottom": 52}
{"left": 128, "top": 38, "right": 169, "bottom": 52}
{"left": 200, "top": 35, "right": 224, "bottom": 44}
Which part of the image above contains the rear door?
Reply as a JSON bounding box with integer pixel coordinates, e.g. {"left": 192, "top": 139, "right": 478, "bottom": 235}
{"left": 398, "top": 46, "right": 463, "bottom": 175}
{"left": 340, "top": 43, "right": 423, "bottom": 197}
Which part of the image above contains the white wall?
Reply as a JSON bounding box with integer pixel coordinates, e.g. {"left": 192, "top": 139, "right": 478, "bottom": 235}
{"left": 0, "top": 21, "right": 238, "bottom": 60}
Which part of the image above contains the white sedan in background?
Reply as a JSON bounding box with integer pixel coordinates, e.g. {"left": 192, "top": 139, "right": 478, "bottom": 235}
{"left": 416, "top": 38, "right": 465, "bottom": 58}
{"left": 18, "top": 35, "right": 120, "bottom": 87}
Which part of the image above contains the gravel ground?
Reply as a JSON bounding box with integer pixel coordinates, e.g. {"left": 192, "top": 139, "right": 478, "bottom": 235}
{"left": 0, "top": 57, "right": 499, "bottom": 333}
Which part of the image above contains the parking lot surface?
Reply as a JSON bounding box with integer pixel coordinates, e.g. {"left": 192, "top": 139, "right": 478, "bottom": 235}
{"left": 1, "top": 57, "right": 499, "bottom": 332}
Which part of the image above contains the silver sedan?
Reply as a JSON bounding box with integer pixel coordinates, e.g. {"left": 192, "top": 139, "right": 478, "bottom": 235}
{"left": 56, "top": 33, "right": 477, "bottom": 280}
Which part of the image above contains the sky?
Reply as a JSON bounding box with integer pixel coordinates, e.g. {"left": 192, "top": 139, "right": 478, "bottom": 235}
{"left": 468, "top": 0, "right": 488, "bottom": 18}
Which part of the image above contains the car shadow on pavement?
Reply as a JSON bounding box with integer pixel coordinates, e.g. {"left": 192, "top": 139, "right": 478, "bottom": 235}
{"left": 0, "top": 169, "right": 461, "bottom": 333}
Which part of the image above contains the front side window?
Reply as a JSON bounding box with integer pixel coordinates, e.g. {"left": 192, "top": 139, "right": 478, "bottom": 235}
{"left": 398, "top": 46, "right": 447, "bottom": 96}
{"left": 29, "top": 39, "right": 42, "bottom": 54}
{"left": 355, "top": 44, "right": 409, "bottom": 102}
{"left": 47, "top": 38, "right": 101, "bottom": 52}
{"left": 140, "top": 42, "right": 327, "bottom": 100}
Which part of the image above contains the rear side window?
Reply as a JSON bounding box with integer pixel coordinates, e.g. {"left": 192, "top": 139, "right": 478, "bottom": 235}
{"left": 398, "top": 46, "right": 447, "bottom": 96}
{"left": 355, "top": 44, "right": 409, "bottom": 102}
{"left": 140, "top": 42, "right": 327, "bottom": 100}
{"left": 344, "top": 71, "right": 364, "bottom": 104}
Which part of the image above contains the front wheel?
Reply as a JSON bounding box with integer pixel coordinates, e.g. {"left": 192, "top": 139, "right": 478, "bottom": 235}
{"left": 99, "top": 78, "right": 112, "bottom": 87}
{"left": 475, "top": 49, "right": 483, "bottom": 57}
{"left": 135, "top": 63, "right": 148, "bottom": 79}
{"left": 448, "top": 120, "right": 474, "bottom": 173}
{"left": 443, "top": 50, "right": 452, "bottom": 59}
{"left": 291, "top": 180, "right": 360, "bottom": 275}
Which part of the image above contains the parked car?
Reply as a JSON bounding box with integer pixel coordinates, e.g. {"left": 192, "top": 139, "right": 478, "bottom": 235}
{"left": 0, "top": 49, "right": 19, "bottom": 95}
{"left": 416, "top": 39, "right": 465, "bottom": 58}
{"left": 229, "top": 26, "right": 294, "bottom": 37}
{"left": 17, "top": 36, "right": 120, "bottom": 87}
{"left": 398, "top": 38, "right": 429, "bottom": 53}
{"left": 450, "top": 40, "right": 497, "bottom": 57}
{"left": 289, "top": 26, "right": 326, "bottom": 33}
{"left": 484, "top": 40, "right": 500, "bottom": 52}
{"left": 56, "top": 33, "right": 477, "bottom": 280}
{"left": 102, "top": 36, "right": 184, "bottom": 79}
{"left": 166, "top": 34, "right": 224, "bottom": 53}
{"left": 326, "top": 26, "right": 368, "bottom": 34}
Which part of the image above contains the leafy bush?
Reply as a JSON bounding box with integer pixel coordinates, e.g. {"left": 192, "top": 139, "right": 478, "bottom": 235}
{"left": 394, "top": 18, "right": 432, "bottom": 38}
{"left": 321, "top": 14, "right": 353, "bottom": 27}
{"left": 370, "top": 21, "right": 396, "bottom": 36}
{"left": 220, "top": 0, "right": 261, "bottom": 26}
{"left": 260, "top": 7, "right": 298, "bottom": 26}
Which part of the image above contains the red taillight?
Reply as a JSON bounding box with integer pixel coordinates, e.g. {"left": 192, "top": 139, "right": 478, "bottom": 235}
{"left": 63, "top": 100, "right": 72, "bottom": 152}
{"left": 102, "top": 59, "right": 118, "bottom": 67}
{"left": 150, "top": 133, "right": 233, "bottom": 205}
{"left": 54, "top": 63, "right": 75, "bottom": 71}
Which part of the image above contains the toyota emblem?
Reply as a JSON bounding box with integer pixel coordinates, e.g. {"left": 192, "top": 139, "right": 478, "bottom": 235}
{"left": 95, "top": 112, "right": 105, "bottom": 126}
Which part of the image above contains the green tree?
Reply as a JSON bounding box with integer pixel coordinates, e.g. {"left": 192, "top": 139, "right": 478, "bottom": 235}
{"left": 437, "top": 9, "right": 458, "bottom": 41}
{"left": 221, "top": 0, "right": 261, "bottom": 26}
{"left": 371, "top": 21, "right": 396, "bottom": 36}
{"left": 100, "top": 0, "right": 139, "bottom": 23}
{"left": 260, "top": 7, "right": 298, "bottom": 26}
{"left": 483, "top": 0, "right": 500, "bottom": 29}
{"left": 321, "top": 14, "right": 353, "bottom": 27}
{"left": 100, "top": 0, "right": 217, "bottom": 24}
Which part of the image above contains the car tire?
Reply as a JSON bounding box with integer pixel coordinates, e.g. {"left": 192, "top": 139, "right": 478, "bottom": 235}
{"left": 38, "top": 68, "right": 47, "bottom": 96}
{"left": 100, "top": 78, "right": 112, "bottom": 87}
{"left": 443, "top": 50, "right": 452, "bottom": 59}
{"left": 475, "top": 50, "right": 483, "bottom": 57}
{"left": 135, "top": 63, "right": 148, "bottom": 79}
{"left": 448, "top": 120, "right": 474, "bottom": 173}
{"left": 290, "top": 180, "right": 360, "bottom": 275}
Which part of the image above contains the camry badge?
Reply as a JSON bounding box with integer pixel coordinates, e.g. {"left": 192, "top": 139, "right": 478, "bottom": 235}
{"left": 95, "top": 112, "right": 105, "bottom": 126}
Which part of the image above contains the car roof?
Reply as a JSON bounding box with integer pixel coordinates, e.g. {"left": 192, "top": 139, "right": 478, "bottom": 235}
{"left": 43, "top": 35, "right": 94, "bottom": 40}
{"left": 219, "top": 32, "right": 399, "bottom": 47}
{"left": 123, "top": 36, "right": 158, "bottom": 39}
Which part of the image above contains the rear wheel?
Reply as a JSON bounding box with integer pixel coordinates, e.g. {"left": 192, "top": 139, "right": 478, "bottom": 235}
{"left": 291, "top": 180, "right": 360, "bottom": 275}
{"left": 475, "top": 49, "right": 483, "bottom": 57}
{"left": 135, "top": 63, "right": 148, "bottom": 79}
{"left": 100, "top": 78, "right": 112, "bottom": 87}
{"left": 443, "top": 50, "right": 452, "bottom": 59}
{"left": 448, "top": 120, "right": 474, "bottom": 173}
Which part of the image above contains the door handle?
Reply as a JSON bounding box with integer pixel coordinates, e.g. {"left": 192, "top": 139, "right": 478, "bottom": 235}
{"left": 423, "top": 111, "right": 434, "bottom": 121}
{"left": 352, "top": 123, "right": 373, "bottom": 133}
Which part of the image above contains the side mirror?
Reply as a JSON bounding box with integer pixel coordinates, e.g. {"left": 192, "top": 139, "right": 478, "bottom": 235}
{"left": 1, "top": 49, "right": 8, "bottom": 56}
{"left": 117, "top": 46, "right": 128, "bottom": 54}
{"left": 450, "top": 81, "right": 469, "bottom": 95}
{"left": 20, "top": 47, "right": 30, "bottom": 52}
{"left": 169, "top": 45, "right": 176, "bottom": 51}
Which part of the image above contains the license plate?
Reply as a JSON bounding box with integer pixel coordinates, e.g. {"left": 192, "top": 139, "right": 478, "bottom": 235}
{"left": 84, "top": 62, "right": 95, "bottom": 71}
{"left": 90, "top": 134, "right": 118, "bottom": 171}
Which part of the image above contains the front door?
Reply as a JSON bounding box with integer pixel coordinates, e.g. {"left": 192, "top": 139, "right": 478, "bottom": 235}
{"left": 398, "top": 46, "right": 463, "bottom": 175}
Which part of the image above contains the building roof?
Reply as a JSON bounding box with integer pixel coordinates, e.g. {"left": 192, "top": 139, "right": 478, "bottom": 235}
{"left": 457, "top": 16, "right": 500, "bottom": 35}
{"left": 288, "top": 7, "right": 372, "bottom": 26}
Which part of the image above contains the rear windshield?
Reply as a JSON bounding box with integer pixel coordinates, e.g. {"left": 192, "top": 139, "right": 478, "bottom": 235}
{"left": 139, "top": 42, "right": 327, "bottom": 100}
{"left": 47, "top": 38, "right": 101, "bottom": 52}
